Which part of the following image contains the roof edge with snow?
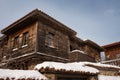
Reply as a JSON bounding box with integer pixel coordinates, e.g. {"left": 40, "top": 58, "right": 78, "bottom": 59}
{"left": 34, "top": 61, "right": 99, "bottom": 75}
{"left": 0, "top": 69, "right": 48, "bottom": 80}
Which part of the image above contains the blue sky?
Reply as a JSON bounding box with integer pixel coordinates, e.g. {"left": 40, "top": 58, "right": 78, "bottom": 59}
{"left": 0, "top": 0, "right": 120, "bottom": 46}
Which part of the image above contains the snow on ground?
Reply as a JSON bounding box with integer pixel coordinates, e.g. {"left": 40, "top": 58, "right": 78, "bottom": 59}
{"left": 34, "top": 61, "right": 99, "bottom": 74}
{"left": 98, "top": 75, "right": 120, "bottom": 80}
{"left": 0, "top": 69, "right": 48, "bottom": 80}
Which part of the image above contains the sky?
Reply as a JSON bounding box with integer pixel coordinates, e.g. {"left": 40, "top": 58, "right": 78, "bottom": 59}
{"left": 0, "top": 0, "right": 120, "bottom": 46}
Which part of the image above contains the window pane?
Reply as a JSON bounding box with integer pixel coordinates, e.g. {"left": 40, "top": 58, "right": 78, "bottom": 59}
{"left": 46, "top": 32, "right": 54, "bottom": 47}
{"left": 13, "top": 36, "right": 19, "bottom": 48}
{"left": 22, "top": 32, "right": 29, "bottom": 45}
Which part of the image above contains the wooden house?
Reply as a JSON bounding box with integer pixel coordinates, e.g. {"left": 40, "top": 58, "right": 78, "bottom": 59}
{"left": 102, "top": 42, "right": 120, "bottom": 66}
{"left": 102, "top": 41, "right": 120, "bottom": 60}
{"left": 0, "top": 9, "right": 103, "bottom": 70}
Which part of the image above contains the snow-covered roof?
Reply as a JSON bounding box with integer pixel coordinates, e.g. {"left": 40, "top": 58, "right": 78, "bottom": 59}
{"left": 34, "top": 61, "right": 99, "bottom": 74}
{"left": 71, "top": 50, "right": 85, "bottom": 54}
{"left": 0, "top": 69, "right": 48, "bottom": 80}
{"left": 98, "top": 75, "right": 120, "bottom": 80}
{"left": 83, "top": 62, "right": 120, "bottom": 69}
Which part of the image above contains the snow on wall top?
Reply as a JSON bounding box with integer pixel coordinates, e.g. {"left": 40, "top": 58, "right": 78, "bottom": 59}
{"left": 98, "top": 75, "right": 120, "bottom": 80}
{"left": 71, "top": 49, "right": 85, "bottom": 54}
{"left": 34, "top": 61, "right": 99, "bottom": 74}
{"left": 83, "top": 62, "right": 120, "bottom": 69}
{"left": 0, "top": 69, "right": 48, "bottom": 80}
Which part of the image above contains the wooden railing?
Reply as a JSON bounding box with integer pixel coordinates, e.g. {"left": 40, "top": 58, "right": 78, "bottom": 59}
{"left": 101, "top": 59, "right": 120, "bottom": 67}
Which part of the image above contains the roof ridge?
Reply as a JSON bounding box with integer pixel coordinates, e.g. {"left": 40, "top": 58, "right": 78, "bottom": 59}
{"left": 1, "top": 9, "right": 76, "bottom": 35}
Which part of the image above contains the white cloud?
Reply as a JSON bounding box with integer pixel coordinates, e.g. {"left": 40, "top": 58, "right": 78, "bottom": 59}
{"left": 104, "top": 9, "right": 119, "bottom": 17}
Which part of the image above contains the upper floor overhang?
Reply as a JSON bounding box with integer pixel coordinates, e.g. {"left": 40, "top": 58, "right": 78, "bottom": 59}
{"left": 1, "top": 9, "right": 76, "bottom": 36}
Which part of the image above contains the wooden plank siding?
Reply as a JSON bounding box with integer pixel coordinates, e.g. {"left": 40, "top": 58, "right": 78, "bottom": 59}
{"left": 37, "top": 22, "right": 70, "bottom": 59}
{"left": 5, "top": 22, "right": 37, "bottom": 59}
{"left": 102, "top": 41, "right": 120, "bottom": 60}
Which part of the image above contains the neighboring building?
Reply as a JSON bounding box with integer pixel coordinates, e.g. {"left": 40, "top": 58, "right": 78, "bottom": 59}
{"left": 102, "top": 41, "right": 120, "bottom": 67}
{"left": 102, "top": 41, "right": 120, "bottom": 60}
{"left": 84, "top": 62, "right": 120, "bottom": 80}
{"left": 0, "top": 9, "right": 103, "bottom": 70}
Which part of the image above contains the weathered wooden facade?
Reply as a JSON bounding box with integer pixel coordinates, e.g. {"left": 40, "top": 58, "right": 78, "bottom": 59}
{"left": 102, "top": 41, "right": 120, "bottom": 67}
{"left": 0, "top": 9, "right": 103, "bottom": 70}
{"left": 0, "top": 35, "right": 8, "bottom": 62}
{"left": 69, "top": 50, "right": 96, "bottom": 62}
{"left": 102, "top": 41, "right": 120, "bottom": 60}
{"left": 69, "top": 38, "right": 103, "bottom": 62}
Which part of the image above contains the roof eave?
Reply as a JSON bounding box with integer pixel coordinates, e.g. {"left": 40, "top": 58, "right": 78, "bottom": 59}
{"left": 85, "top": 39, "right": 104, "bottom": 51}
{"left": 1, "top": 9, "right": 76, "bottom": 36}
{"left": 1, "top": 9, "right": 39, "bottom": 34}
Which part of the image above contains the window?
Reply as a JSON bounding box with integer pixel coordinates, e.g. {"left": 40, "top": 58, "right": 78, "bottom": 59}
{"left": 46, "top": 32, "right": 55, "bottom": 47}
{"left": 13, "top": 36, "right": 19, "bottom": 49}
{"left": 22, "top": 32, "right": 29, "bottom": 46}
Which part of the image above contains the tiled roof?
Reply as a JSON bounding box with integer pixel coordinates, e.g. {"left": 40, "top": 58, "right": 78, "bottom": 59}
{"left": 34, "top": 61, "right": 99, "bottom": 74}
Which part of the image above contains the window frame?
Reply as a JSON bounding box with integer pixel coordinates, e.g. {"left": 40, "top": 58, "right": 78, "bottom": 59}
{"left": 13, "top": 36, "right": 19, "bottom": 49}
{"left": 46, "top": 32, "right": 55, "bottom": 48}
{"left": 22, "top": 32, "right": 29, "bottom": 46}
